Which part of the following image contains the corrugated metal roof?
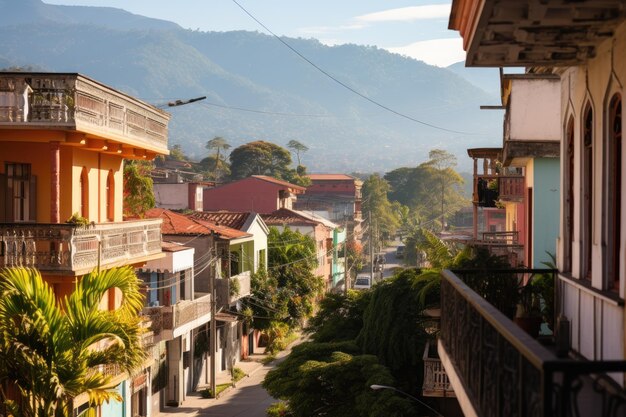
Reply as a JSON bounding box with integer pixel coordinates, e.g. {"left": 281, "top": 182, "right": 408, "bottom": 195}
{"left": 261, "top": 208, "right": 319, "bottom": 226}
{"left": 251, "top": 175, "right": 306, "bottom": 191}
{"left": 307, "top": 174, "right": 356, "bottom": 181}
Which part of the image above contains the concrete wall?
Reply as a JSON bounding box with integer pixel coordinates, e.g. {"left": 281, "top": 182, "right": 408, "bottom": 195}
{"left": 203, "top": 178, "right": 284, "bottom": 213}
{"left": 528, "top": 158, "right": 560, "bottom": 268}
{"left": 509, "top": 77, "right": 561, "bottom": 141}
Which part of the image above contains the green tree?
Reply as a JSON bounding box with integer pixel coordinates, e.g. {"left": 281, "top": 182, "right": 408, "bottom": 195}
{"left": 123, "top": 160, "right": 155, "bottom": 218}
{"left": 305, "top": 291, "right": 371, "bottom": 343}
{"left": 263, "top": 341, "right": 416, "bottom": 417}
{"left": 0, "top": 266, "right": 146, "bottom": 417}
{"left": 356, "top": 269, "right": 429, "bottom": 392}
{"left": 362, "top": 174, "right": 402, "bottom": 246}
{"left": 286, "top": 140, "right": 309, "bottom": 166}
{"left": 423, "top": 149, "right": 464, "bottom": 231}
{"left": 169, "top": 144, "right": 187, "bottom": 161}
{"left": 205, "top": 136, "right": 231, "bottom": 179}
{"left": 229, "top": 141, "right": 292, "bottom": 180}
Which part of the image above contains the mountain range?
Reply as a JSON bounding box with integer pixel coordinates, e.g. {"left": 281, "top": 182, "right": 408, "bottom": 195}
{"left": 0, "top": 0, "right": 504, "bottom": 172}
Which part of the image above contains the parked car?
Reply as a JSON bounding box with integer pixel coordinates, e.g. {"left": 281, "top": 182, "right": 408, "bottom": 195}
{"left": 396, "top": 245, "right": 405, "bottom": 258}
{"left": 354, "top": 275, "right": 372, "bottom": 290}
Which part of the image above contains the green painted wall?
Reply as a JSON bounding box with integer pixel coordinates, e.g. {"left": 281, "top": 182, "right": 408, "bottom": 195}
{"left": 532, "top": 158, "right": 560, "bottom": 268}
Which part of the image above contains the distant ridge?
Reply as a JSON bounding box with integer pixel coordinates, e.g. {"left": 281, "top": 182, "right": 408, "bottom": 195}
{"left": 0, "top": 0, "right": 502, "bottom": 172}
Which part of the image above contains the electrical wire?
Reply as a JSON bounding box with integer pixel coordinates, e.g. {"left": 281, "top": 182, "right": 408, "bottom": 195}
{"left": 229, "top": 0, "right": 480, "bottom": 136}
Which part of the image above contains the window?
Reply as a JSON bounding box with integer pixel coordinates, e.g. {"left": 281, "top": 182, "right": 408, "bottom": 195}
{"left": 581, "top": 104, "right": 593, "bottom": 280}
{"left": 607, "top": 94, "right": 622, "bottom": 290}
{"left": 4, "top": 163, "right": 35, "bottom": 222}
{"left": 106, "top": 170, "right": 114, "bottom": 221}
{"left": 80, "top": 167, "right": 89, "bottom": 219}
{"left": 564, "top": 116, "right": 574, "bottom": 273}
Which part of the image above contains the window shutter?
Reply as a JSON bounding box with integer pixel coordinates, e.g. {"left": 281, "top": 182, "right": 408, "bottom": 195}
{"left": 5, "top": 175, "right": 13, "bottom": 221}
{"left": 29, "top": 175, "right": 37, "bottom": 222}
{"left": 0, "top": 173, "right": 5, "bottom": 222}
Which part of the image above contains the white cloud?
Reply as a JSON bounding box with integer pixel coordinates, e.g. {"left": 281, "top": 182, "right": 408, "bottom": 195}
{"left": 355, "top": 4, "right": 451, "bottom": 23}
{"left": 387, "top": 38, "right": 465, "bottom": 67}
{"left": 297, "top": 23, "right": 366, "bottom": 36}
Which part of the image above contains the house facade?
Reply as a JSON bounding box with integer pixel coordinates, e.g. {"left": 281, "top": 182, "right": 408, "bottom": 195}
{"left": 442, "top": 2, "right": 626, "bottom": 416}
{"left": 295, "top": 173, "right": 363, "bottom": 243}
{"left": 203, "top": 175, "right": 305, "bottom": 214}
{"left": 0, "top": 72, "right": 170, "bottom": 417}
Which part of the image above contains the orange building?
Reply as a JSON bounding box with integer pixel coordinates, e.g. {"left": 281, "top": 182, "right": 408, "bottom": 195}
{"left": 0, "top": 72, "right": 169, "bottom": 415}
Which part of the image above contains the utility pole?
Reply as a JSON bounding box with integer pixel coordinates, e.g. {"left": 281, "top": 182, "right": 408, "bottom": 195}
{"left": 210, "top": 237, "right": 217, "bottom": 397}
{"left": 344, "top": 216, "right": 349, "bottom": 296}
{"left": 369, "top": 211, "right": 374, "bottom": 283}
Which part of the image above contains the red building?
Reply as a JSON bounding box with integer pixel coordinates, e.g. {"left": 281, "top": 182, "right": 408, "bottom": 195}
{"left": 202, "top": 175, "right": 305, "bottom": 214}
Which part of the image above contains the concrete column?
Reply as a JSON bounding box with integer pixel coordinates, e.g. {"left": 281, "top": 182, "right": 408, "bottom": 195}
{"left": 50, "top": 142, "right": 60, "bottom": 223}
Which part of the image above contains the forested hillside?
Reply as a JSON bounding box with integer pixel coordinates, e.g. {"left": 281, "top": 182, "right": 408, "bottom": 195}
{"left": 0, "top": 0, "right": 503, "bottom": 172}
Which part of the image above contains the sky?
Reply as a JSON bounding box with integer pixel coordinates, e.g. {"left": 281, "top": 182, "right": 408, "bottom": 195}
{"left": 43, "top": 0, "right": 465, "bottom": 67}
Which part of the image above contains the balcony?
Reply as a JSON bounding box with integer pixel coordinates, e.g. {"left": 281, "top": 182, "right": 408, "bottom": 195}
{"left": 0, "top": 73, "right": 169, "bottom": 155}
{"left": 0, "top": 219, "right": 163, "bottom": 275}
{"left": 143, "top": 293, "right": 212, "bottom": 340}
{"left": 473, "top": 231, "right": 524, "bottom": 267}
{"left": 439, "top": 269, "right": 626, "bottom": 417}
{"left": 422, "top": 341, "right": 455, "bottom": 398}
{"left": 216, "top": 271, "right": 251, "bottom": 307}
{"left": 498, "top": 176, "right": 525, "bottom": 201}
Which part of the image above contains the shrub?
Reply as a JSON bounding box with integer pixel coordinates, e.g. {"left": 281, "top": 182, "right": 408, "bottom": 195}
{"left": 266, "top": 401, "right": 293, "bottom": 417}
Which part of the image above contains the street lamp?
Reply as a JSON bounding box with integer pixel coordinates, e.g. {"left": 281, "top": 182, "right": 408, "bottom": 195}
{"left": 370, "top": 385, "right": 443, "bottom": 416}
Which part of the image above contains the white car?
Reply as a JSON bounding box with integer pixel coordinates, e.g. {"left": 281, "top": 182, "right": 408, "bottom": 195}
{"left": 354, "top": 275, "right": 372, "bottom": 290}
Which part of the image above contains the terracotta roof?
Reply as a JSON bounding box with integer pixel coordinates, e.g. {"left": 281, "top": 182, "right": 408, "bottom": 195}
{"left": 261, "top": 208, "right": 319, "bottom": 227}
{"left": 307, "top": 174, "right": 356, "bottom": 181}
{"left": 190, "top": 211, "right": 251, "bottom": 231}
{"left": 161, "top": 241, "right": 192, "bottom": 252}
{"left": 251, "top": 175, "right": 306, "bottom": 192}
{"left": 145, "top": 208, "right": 250, "bottom": 239}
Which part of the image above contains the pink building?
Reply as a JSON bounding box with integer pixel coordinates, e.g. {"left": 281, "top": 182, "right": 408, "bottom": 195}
{"left": 203, "top": 175, "right": 305, "bottom": 214}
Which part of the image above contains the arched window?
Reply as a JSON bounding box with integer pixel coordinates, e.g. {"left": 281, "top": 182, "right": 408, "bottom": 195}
{"left": 106, "top": 170, "right": 115, "bottom": 222}
{"left": 581, "top": 104, "right": 593, "bottom": 280}
{"left": 607, "top": 94, "right": 622, "bottom": 290}
{"left": 564, "top": 116, "right": 574, "bottom": 273}
{"left": 79, "top": 167, "right": 89, "bottom": 219}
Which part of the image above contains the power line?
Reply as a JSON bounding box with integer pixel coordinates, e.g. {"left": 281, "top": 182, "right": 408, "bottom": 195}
{"left": 229, "top": 0, "right": 479, "bottom": 136}
{"left": 198, "top": 101, "right": 336, "bottom": 118}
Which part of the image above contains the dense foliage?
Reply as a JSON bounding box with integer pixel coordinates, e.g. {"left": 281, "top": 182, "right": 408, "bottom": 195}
{"left": 123, "top": 160, "right": 155, "bottom": 218}
{"left": 250, "top": 227, "right": 324, "bottom": 334}
{"left": 305, "top": 291, "right": 372, "bottom": 343}
{"left": 0, "top": 267, "right": 146, "bottom": 417}
{"left": 263, "top": 341, "right": 416, "bottom": 417}
{"left": 361, "top": 174, "right": 403, "bottom": 244}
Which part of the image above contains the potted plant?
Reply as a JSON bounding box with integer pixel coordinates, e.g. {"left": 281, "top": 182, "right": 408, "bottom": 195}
{"left": 514, "top": 279, "right": 543, "bottom": 337}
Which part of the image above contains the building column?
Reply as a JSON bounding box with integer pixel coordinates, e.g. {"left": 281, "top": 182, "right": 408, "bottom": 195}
{"left": 50, "top": 141, "right": 60, "bottom": 223}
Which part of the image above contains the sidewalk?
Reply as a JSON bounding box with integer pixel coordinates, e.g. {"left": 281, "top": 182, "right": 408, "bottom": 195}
{"left": 160, "top": 335, "right": 306, "bottom": 416}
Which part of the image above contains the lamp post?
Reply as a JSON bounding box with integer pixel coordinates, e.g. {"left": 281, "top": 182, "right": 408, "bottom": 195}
{"left": 369, "top": 385, "right": 443, "bottom": 416}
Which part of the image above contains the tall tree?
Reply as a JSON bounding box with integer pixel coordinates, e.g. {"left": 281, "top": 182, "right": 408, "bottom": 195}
{"left": 0, "top": 266, "right": 146, "bottom": 417}
{"left": 205, "top": 136, "right": 231, "bottom": 179}
{"left": 362, "top": 174, "right": 402, "bottom": 245}
{"left": 286, "top": 140, "right": 309, "bottom": 166}
{"left": 423, "top": 149, "right": 464, "bottom": 231}
{"left": 229, "top": 141, "right": 293, "bottom": 180}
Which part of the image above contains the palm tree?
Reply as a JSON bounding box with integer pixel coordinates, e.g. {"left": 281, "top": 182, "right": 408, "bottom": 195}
{"left": 0, "top": 266, "right": 146, "bottom": 417}
{"left": 205, "top": 136, "right": 231, "bottom": 178}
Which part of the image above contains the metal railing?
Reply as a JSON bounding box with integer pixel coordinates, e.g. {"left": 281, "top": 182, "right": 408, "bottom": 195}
{"left": 215, "top": 271, "right": 251, "bottom": 307}
{"left": 440, "top": 269, "right": 626, "bottom": 417}
{"left": 0, "top": 219, "right": 162, "bottom": 273}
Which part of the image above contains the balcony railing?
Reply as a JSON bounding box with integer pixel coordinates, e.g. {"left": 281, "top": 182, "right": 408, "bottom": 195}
{"left": 172, "top": 293, "right": 211, "bottom": 329}
{"left": 498, "top": 176, "right": 525, "bottom": 200}
{"left": 422, "top": 341, "right": 455, "bottom": 398}
{"left": 472, "top": 233, "right": 524, "bottom": 267}
{"left": 0, "top": 73, "right": 169, "bottom": 153}
{"left": 481, "top": 231, "right": 519, "bottom": 244}
{"left": 440, "top": 269, "right": 626, "bottom": 417}
{"left": 216, "top": 271, "right": 251, "bottom": 307}
{"left": 0, "top": 219, "right": 162, "bottom": 274}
